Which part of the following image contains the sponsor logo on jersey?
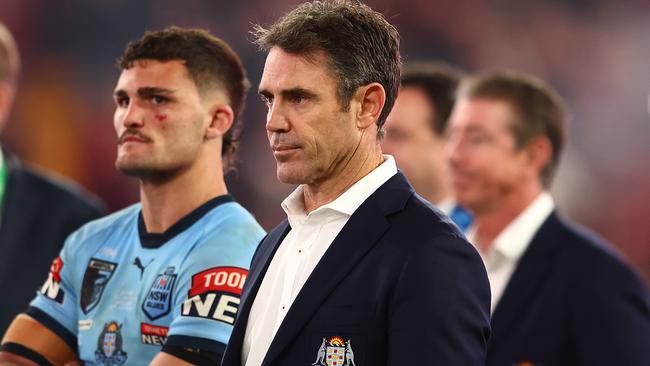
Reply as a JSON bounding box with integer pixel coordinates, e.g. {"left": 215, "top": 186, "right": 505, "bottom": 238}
{"left": 94, "top": 321, "right": 127, "bottom": 366}
{"left": 312, "top": 336, "right": 357, "bottom": 366}
{"left": 133, "top": 257, "right": 154, "bottom": 279}
{"left": 140, "top": 323, "right": 169, "bottom": 345}
{"left": 40, "top": 256, "right": 65, "bottom": 303}
{"left": 81, "top": 258, "right": 117, "bottom": 314}
{"left": 142, "top": 266, "right": 177, "bottom": 320}
{"left": 181, "top": 266, "right": 247, "bottom": 324}
{"left": 78, "top": 319, "right": 93, "bottom": 331}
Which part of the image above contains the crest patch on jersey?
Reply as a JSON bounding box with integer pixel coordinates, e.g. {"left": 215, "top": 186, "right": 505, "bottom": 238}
{"left": 181, "top": 266, "right": 247, "bottom": 324}
{"left": 40, "top": 256, "right": 65, "bottom": 304}
{"left": 312, "top": 336, "right": 357, "bottom": 366}
{"left": 94, "top": 321, "right": 128, "bottom": 366}
{"left": 81, "top": 258, "right": 117, "bottom": 314}
{"left": 140, "top": 323, "right": 169, "bottom": 345}
{"left": 142, "top": 266, "right": 177, "bottom": 320}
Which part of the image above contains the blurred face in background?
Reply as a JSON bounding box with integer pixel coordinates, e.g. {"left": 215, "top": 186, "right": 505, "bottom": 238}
{"left": 113, "top": 59, "right": 209, "bottom": 180}
{"left": 259, "top": 47, "right": 363, "bottom": 186}
{"left": 446, "top": 98, "right": 529, "bottom": 214}
{"left": 382, "top": 86, "right": 449, "bottom": 202}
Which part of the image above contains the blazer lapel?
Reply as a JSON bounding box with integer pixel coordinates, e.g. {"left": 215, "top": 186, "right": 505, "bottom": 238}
{"left": 225, "top": 221, "right": 290, "bottom": 363}
{"left": 490, "top": 212, "right": 564, "bottom": 349}
{"left": 241, "top": 221, "right": 291, "bottom": 310}
{"left": 261, "top": 173, "right": 413, "bottom": 366}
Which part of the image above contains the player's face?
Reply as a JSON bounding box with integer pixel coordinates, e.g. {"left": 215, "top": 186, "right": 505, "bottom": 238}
{"left": 382, "top": 86, "right": 448, "bottom": 198}
{"left": 446, "top": 98, "right": 528, "bottom": 214}
{"left": 113, "top": 59, "right": 207, "bottom": 179}
{"left": 259, "top": 47, "right": 360, "bottom": 185}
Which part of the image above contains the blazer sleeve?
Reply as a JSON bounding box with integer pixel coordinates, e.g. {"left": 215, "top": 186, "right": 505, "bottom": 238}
{"left": 387, "top": 233, "right": 491, "bottom": 365}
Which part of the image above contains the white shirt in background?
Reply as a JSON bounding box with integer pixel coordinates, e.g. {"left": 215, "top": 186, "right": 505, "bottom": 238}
{"left": 467, "top": 192, "right": 554, "bottom": 313}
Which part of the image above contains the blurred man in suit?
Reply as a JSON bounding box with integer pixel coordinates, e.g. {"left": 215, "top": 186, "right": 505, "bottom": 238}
{"left": 447, "top": 71, "right": 650, "bottom": 365}
{"left": 0, "top": 22, "right": 104, "bottom": 335}
{"left": 382, "top": 62, "right": 471, "bottom": 229}
{"left": 221, "top": 2, "right": 491, "bottom": 365}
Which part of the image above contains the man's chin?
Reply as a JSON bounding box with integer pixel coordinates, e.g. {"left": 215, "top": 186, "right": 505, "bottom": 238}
{"left": 116, "top": 161, "right": 178, "bottom": 182}
{"left": 276, "top": 166, "right": 307, "bottom": 185}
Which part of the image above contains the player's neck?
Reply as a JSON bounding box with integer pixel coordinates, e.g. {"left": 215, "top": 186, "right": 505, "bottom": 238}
{"left": 472, "top": 184, "right": 542, "bottom": 253}
{"left": 139, "top": 155, "right": 227, "bottom": 233}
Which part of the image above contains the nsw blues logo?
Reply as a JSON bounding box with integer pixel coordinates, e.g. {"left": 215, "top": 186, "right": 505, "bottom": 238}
{"left": 94, "top": 321, "right": 127, "bottom": 366}
{"left": 80, "top": 259, "right": 117, "bottom": 313}
{"left": 142, "top": 266, "right": 177, "bottom": 320}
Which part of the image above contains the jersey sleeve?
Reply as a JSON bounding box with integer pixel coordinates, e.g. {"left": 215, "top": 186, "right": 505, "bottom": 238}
{"left": 165, "top": 210, "right": 265, "bottom": 353}
{"left": 27, "top": 231, "right": 82, "bottom": 352}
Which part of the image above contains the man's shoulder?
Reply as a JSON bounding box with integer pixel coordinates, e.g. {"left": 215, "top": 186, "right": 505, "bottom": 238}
{"left": 540, "top": 214, "right": 645, "bottom": 289}
{"left": 10, "top": 160, "right": 105, "bottom": 213}
{"left": 394, "top": 193, "right": 466, "bottom": 240}
{"left": 63, "top": 204, "right": 139, "bottom": 250}
{"left": 198, "top": 201, "right": 265, "bottom": 241}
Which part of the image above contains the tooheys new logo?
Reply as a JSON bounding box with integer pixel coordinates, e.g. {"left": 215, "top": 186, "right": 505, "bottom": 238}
{"left": 181, "top": 266, "right": 247, "bottom": 324}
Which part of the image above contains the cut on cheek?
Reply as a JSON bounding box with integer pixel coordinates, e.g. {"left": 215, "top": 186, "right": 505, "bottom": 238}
{"left": 155, "top": 114, "right": 167, "bottom": 122}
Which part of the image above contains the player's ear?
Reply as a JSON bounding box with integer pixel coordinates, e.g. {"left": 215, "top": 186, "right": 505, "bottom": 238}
{"left": 205, "top": 103, "right": 234, "bottom": 140}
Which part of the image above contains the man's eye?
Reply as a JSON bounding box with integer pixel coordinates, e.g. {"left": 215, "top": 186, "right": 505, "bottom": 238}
{"left": 468, "top": 134, "right": 489, "bottom": 145}
{"left": 116, "top": 97, "right": 129, "bottom": 108}
{"left": 152, "top": 96, "right": 167, "bottom": 105}
{"left": 260, "top": 95, "right": 273, "bottom": 108}
{"left": 289, "top": 95, "right": 307, "bottom": 104}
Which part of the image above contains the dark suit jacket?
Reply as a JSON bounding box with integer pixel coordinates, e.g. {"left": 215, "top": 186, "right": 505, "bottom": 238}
{"left": 0, "top": 152, "right": 105, "bottom": 334}
{"left": 223, "top": 172, "right": 491, "bottom": 366}
{"left": 488, "top": 211, "right": 650, "bottom": 366}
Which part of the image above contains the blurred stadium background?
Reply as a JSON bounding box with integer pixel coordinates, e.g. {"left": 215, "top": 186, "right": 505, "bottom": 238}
{"left": 1, "top": 0, "right": 649, "bottom": 283}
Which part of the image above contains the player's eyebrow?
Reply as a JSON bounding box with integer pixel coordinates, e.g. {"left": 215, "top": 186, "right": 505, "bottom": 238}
{"left": 113, "top": 87, "right": 176, "bottom": 99}
{"left": 137, "top": 87, "right": 175, "bottom": 98}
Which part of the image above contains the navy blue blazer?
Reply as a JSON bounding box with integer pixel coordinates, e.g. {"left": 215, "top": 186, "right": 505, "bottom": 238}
{"left": 222, "top": 172, "right": 491, "bottom": 366}
{"left": 0, "top": 152, "right": 105, "bottom": 334}
{"left": 488, "top": 211, "right": 650, "bottom": 366}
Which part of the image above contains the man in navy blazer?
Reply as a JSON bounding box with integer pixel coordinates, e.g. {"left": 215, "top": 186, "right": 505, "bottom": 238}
{"left": 0, "top": 23, "right": 105, "bottom": 335}
{"left": 447, "top": 71, "right": 650, "bottom": 365}
{"left": 222, "top": 2, "right": 491, "bottom": 365}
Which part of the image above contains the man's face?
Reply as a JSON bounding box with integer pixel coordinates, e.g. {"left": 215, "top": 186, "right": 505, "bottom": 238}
{"left": 446, "top": 98, "right": 529, "bottom": 214}
{"left": 113, "top": 59, "right": 208, "bottom": 180}
{"left": 382, "top": 86, "right": 448, "bottom": 200}
{"left": 259, "top": 47, "right": 360, "bottom": 185}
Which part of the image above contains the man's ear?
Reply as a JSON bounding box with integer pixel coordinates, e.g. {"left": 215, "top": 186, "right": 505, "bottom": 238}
{"left": 205, "top": 104, "right": 234, "bottom": 140}
{"left": 524, "top": 135, "right": 552, "bottom": 174}
{"left": 354, "top": 82, "right": 385, "bottom": 130}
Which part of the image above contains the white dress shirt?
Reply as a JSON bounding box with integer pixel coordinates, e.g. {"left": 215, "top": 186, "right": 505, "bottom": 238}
{"left": 467, "top": 192, "right": 554, "bottom": 313}
{"left": 241, "top": 156, "right": 398, "bottom": 366}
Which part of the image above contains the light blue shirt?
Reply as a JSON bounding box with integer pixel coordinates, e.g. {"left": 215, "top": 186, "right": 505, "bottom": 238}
{"left": 30, "top": 195, "right": 265, "bottom": 365}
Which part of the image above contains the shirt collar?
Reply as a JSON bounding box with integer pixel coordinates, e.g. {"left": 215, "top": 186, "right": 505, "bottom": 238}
{"left": 491, "top": 192, "right": 555, "bottom": 261}
{"left": 281, "top": 155, "right": 398, "bottom": 220}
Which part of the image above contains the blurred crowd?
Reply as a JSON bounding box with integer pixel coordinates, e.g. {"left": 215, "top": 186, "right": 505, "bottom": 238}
{"left": 1, "top": 0, "right": 648, "bottom": 283}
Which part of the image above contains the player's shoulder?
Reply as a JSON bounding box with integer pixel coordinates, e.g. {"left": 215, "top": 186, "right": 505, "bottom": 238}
{"left": 188, "top": 201, "right": 265, "bottom": 257}
{"left": 64, "top": 204, "right": 140, "bottom": 251}
{"left": 200, "top": 201, "right": 265, "bottom": 237}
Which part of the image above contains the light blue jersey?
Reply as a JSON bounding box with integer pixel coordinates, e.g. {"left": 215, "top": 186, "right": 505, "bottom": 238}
{"left": 30, "top": 195, "right": 265, "bottom": 365}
